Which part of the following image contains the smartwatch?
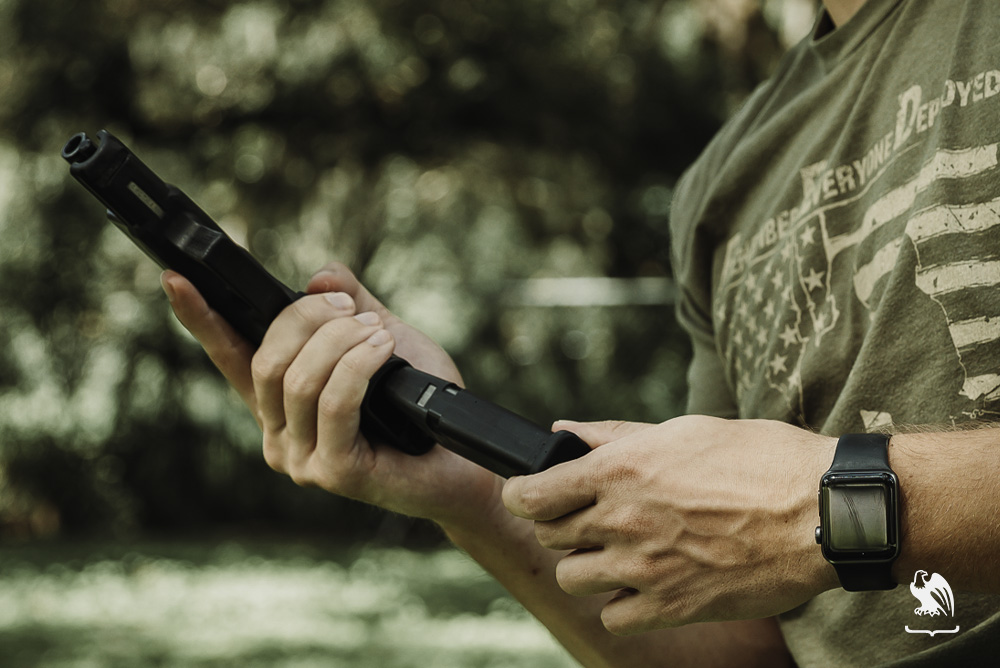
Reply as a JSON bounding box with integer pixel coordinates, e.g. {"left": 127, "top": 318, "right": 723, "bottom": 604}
{"left": 815, "top": 433, "right": 900, "bottom": 592}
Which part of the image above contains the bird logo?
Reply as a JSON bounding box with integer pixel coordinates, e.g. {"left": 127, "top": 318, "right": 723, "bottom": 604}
{"left": 910, "top": 570, "right": 954, "bottom": 617}
{"left": 905, "top": 570, "right": 960, "bottom": 636}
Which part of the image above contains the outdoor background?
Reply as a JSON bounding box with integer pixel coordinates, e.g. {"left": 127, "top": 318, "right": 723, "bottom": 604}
{"left": 0, "top": 0, "right": 816, "bottom": 665}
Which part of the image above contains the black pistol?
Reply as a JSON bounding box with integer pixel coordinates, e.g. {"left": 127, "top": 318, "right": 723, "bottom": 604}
{"left": 61, "top": 129, "right": 589, "bottom": 477}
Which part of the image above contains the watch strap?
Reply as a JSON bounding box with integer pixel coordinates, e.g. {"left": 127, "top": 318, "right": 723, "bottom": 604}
{"left": 836, "top": 562, "right": 897, "bottom": 592}
{"left": 827, "top": 432, "right": 891, "bottom": 472}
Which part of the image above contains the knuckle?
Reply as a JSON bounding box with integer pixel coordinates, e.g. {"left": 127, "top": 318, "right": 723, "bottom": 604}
{"left": 289, "top": 297, "right": 317, "bottom": 322}
{"left": 317, "top": 389, "right": 354, "bottom": 422}
{"left": 289, "top": 294, "right": 338, "bottom": 326}
{"left": 628, "top": 552, "right": 662, "bottom": 589}
{"left": 602, "top": 420, "right": 629, "bottom": 436}
{"left": 657, "top": 593, "right": 697, "bottom": 627}
{"left": 283, "top": 366, "right": 318, "bottom": 400}
{"left": 315, "top": 317, "right": 349, "bottom": 343}
{"left": 613, "top": 507, "right": 652, "bottom": 544}
{"left": 515, "top": 483, "right": 547, "bottom": 518}
{"left": 670, "top": 413, "right": 720, "bottom": 436}
{"left": 251, "top": 351, "right": 285, "bottom": 385}
{"left": 337, "top": 349, "right": 367, "bottom": 377}
{"left": 599, "top": 450, "right": 644, "bottom": 487}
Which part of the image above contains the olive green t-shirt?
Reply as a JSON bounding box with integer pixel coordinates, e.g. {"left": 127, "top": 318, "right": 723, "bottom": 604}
{"left": 669, "top": 0, "right": 1000, "bottom": 665}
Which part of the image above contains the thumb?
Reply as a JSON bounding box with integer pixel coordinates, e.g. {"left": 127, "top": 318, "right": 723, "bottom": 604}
{"left": 161, "top": 270, "right": 258, "bottom": 413}
{"left": 306, "top": 262, "right": 388, "bottom": 316}
{"left": 552, "top": 419, "right": 653, "bottom": 449}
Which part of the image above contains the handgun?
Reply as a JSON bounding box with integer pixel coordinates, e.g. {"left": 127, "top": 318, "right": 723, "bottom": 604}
{"left": 61, "top": 130, "right": 590, "bottom": 477}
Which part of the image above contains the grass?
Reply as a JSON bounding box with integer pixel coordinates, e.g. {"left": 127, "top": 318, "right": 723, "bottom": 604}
{"left": 0, "top": 537, "right": 578, "bottom": 668}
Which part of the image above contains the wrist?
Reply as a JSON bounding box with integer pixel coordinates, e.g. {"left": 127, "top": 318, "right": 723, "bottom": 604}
{"left": 436, "top": 490, "right": 551, "bottom": 589}
{"left": 434, "top": 475, "right": 511, "bottom": 544}
{"left": 797, "top": 435, "right": 841, "bottom": 594}
{"left": 886, "top": 432, "right": 938, "bottom": 585}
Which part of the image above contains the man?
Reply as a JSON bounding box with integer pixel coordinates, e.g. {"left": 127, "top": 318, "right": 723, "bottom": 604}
{"left": 160, "top": 0, "right": 1000, "bottom": 665}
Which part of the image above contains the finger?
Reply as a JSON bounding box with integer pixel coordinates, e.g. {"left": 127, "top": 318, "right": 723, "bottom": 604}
{"left": 502, "top": 458, "right": 597, "bottom": 521}
{"left": 552, "top": 420, "right": 653, "bottom": 449}
{"left": 251, "top": 292, "right": 357, "bottom": 430}
{"left": 600, "top": 589, "right": 664, "bottom": 636}
{"left": 307, "top": 262, "right": 388, "bottom": 316}
{"left": 162, "top": 271, "right": 257, "bottom": 408}
{"left": 554, "top": 548, "right": 631, "bottom": 597}
{"left": 533, "top": 507, "right": 607, "bottom": 551}
{"left": 311, "top": 327, "right": 396, "bottom": 487}
{"left": 282, "top": 312, "right": 386, "bottom": 446}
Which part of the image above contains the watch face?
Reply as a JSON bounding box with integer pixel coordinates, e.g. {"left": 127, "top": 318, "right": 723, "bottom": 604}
{"left": 820, "top": 473, "right": 899, "bottom": 560}
{"left": 825, "top": 483, "right": 889, "bottom": 551}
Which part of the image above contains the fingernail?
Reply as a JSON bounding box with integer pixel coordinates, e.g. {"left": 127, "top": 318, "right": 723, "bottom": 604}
{"left": 367, "top": 329, "right": 391, "bottom": 346}
{"left": 311, "top": 270, "right": 337, "bottom": 289}
{"left": 325, "top": 292, "right": 353, "bottom": 310}
{"left": 354, "top": 311, "right": 380, "bottom": 326}
{"left": 552, "top": 420, "right": 577, "bottom": 431}
{"left": 160, "top": 272, "right": 176, "bottom": 303}
{"left": 312, "top": 269, "right": 336, "bottom": 281}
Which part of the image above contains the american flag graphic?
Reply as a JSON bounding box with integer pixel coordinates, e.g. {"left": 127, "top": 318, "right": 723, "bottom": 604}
{"left": 717, "top": 143, "right": 1000, "bottom": 423}
{"left": 908, "top": 199, "right": 1000, "bottom": 401}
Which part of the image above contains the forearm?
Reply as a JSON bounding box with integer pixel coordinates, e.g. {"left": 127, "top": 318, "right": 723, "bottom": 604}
{"left": 439, "top": 504, "right": 793, "bottom": 668}
{"left": 889, "top": 427, "right": 1000, "bottom": 593}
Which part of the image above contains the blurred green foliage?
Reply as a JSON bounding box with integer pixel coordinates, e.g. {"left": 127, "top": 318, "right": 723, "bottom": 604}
{"left": 0, "top": 540, "right": 579, "bottom": 667}
{"left": 0, "top": 0, "right": 815, "bottom": 538}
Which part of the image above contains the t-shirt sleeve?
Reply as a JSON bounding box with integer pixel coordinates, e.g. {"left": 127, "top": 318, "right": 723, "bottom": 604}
{"left": 671, "top": 167, "right": 738, "bottom": 419}
{"left": 667, "top": 77, "right": 785, "bottom": 420}
{"left": 675, "top": 280, "right": 738, "bottom": 419}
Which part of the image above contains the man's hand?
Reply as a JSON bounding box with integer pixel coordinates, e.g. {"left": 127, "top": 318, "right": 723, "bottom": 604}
{"left": 502, "top": 416, "right": 840, "bottom": 635}
{"left": 160, "top": 261, "right": 503, "bottom": 527}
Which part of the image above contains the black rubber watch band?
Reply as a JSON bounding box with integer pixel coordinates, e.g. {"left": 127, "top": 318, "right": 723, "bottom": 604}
{"left": 836, "top": 562, "right": 896, "bottom": 592}
{"left": 827, "top": 432, "right": 891, "bottom": 472}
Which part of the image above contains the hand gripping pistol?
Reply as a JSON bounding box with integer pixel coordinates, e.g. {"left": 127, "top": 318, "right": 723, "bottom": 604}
{"left": 62, "top": 130, "right": 589, "bottom": 477}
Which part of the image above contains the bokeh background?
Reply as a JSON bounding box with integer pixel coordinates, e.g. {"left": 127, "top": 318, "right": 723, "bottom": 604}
{"left": 0, "top": 0, "right": 816, "bottom": 665}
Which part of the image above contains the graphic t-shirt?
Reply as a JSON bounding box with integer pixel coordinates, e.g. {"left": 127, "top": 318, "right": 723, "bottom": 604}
{"left": 669, "top": 0, "right": 1000, "bottom": 665}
